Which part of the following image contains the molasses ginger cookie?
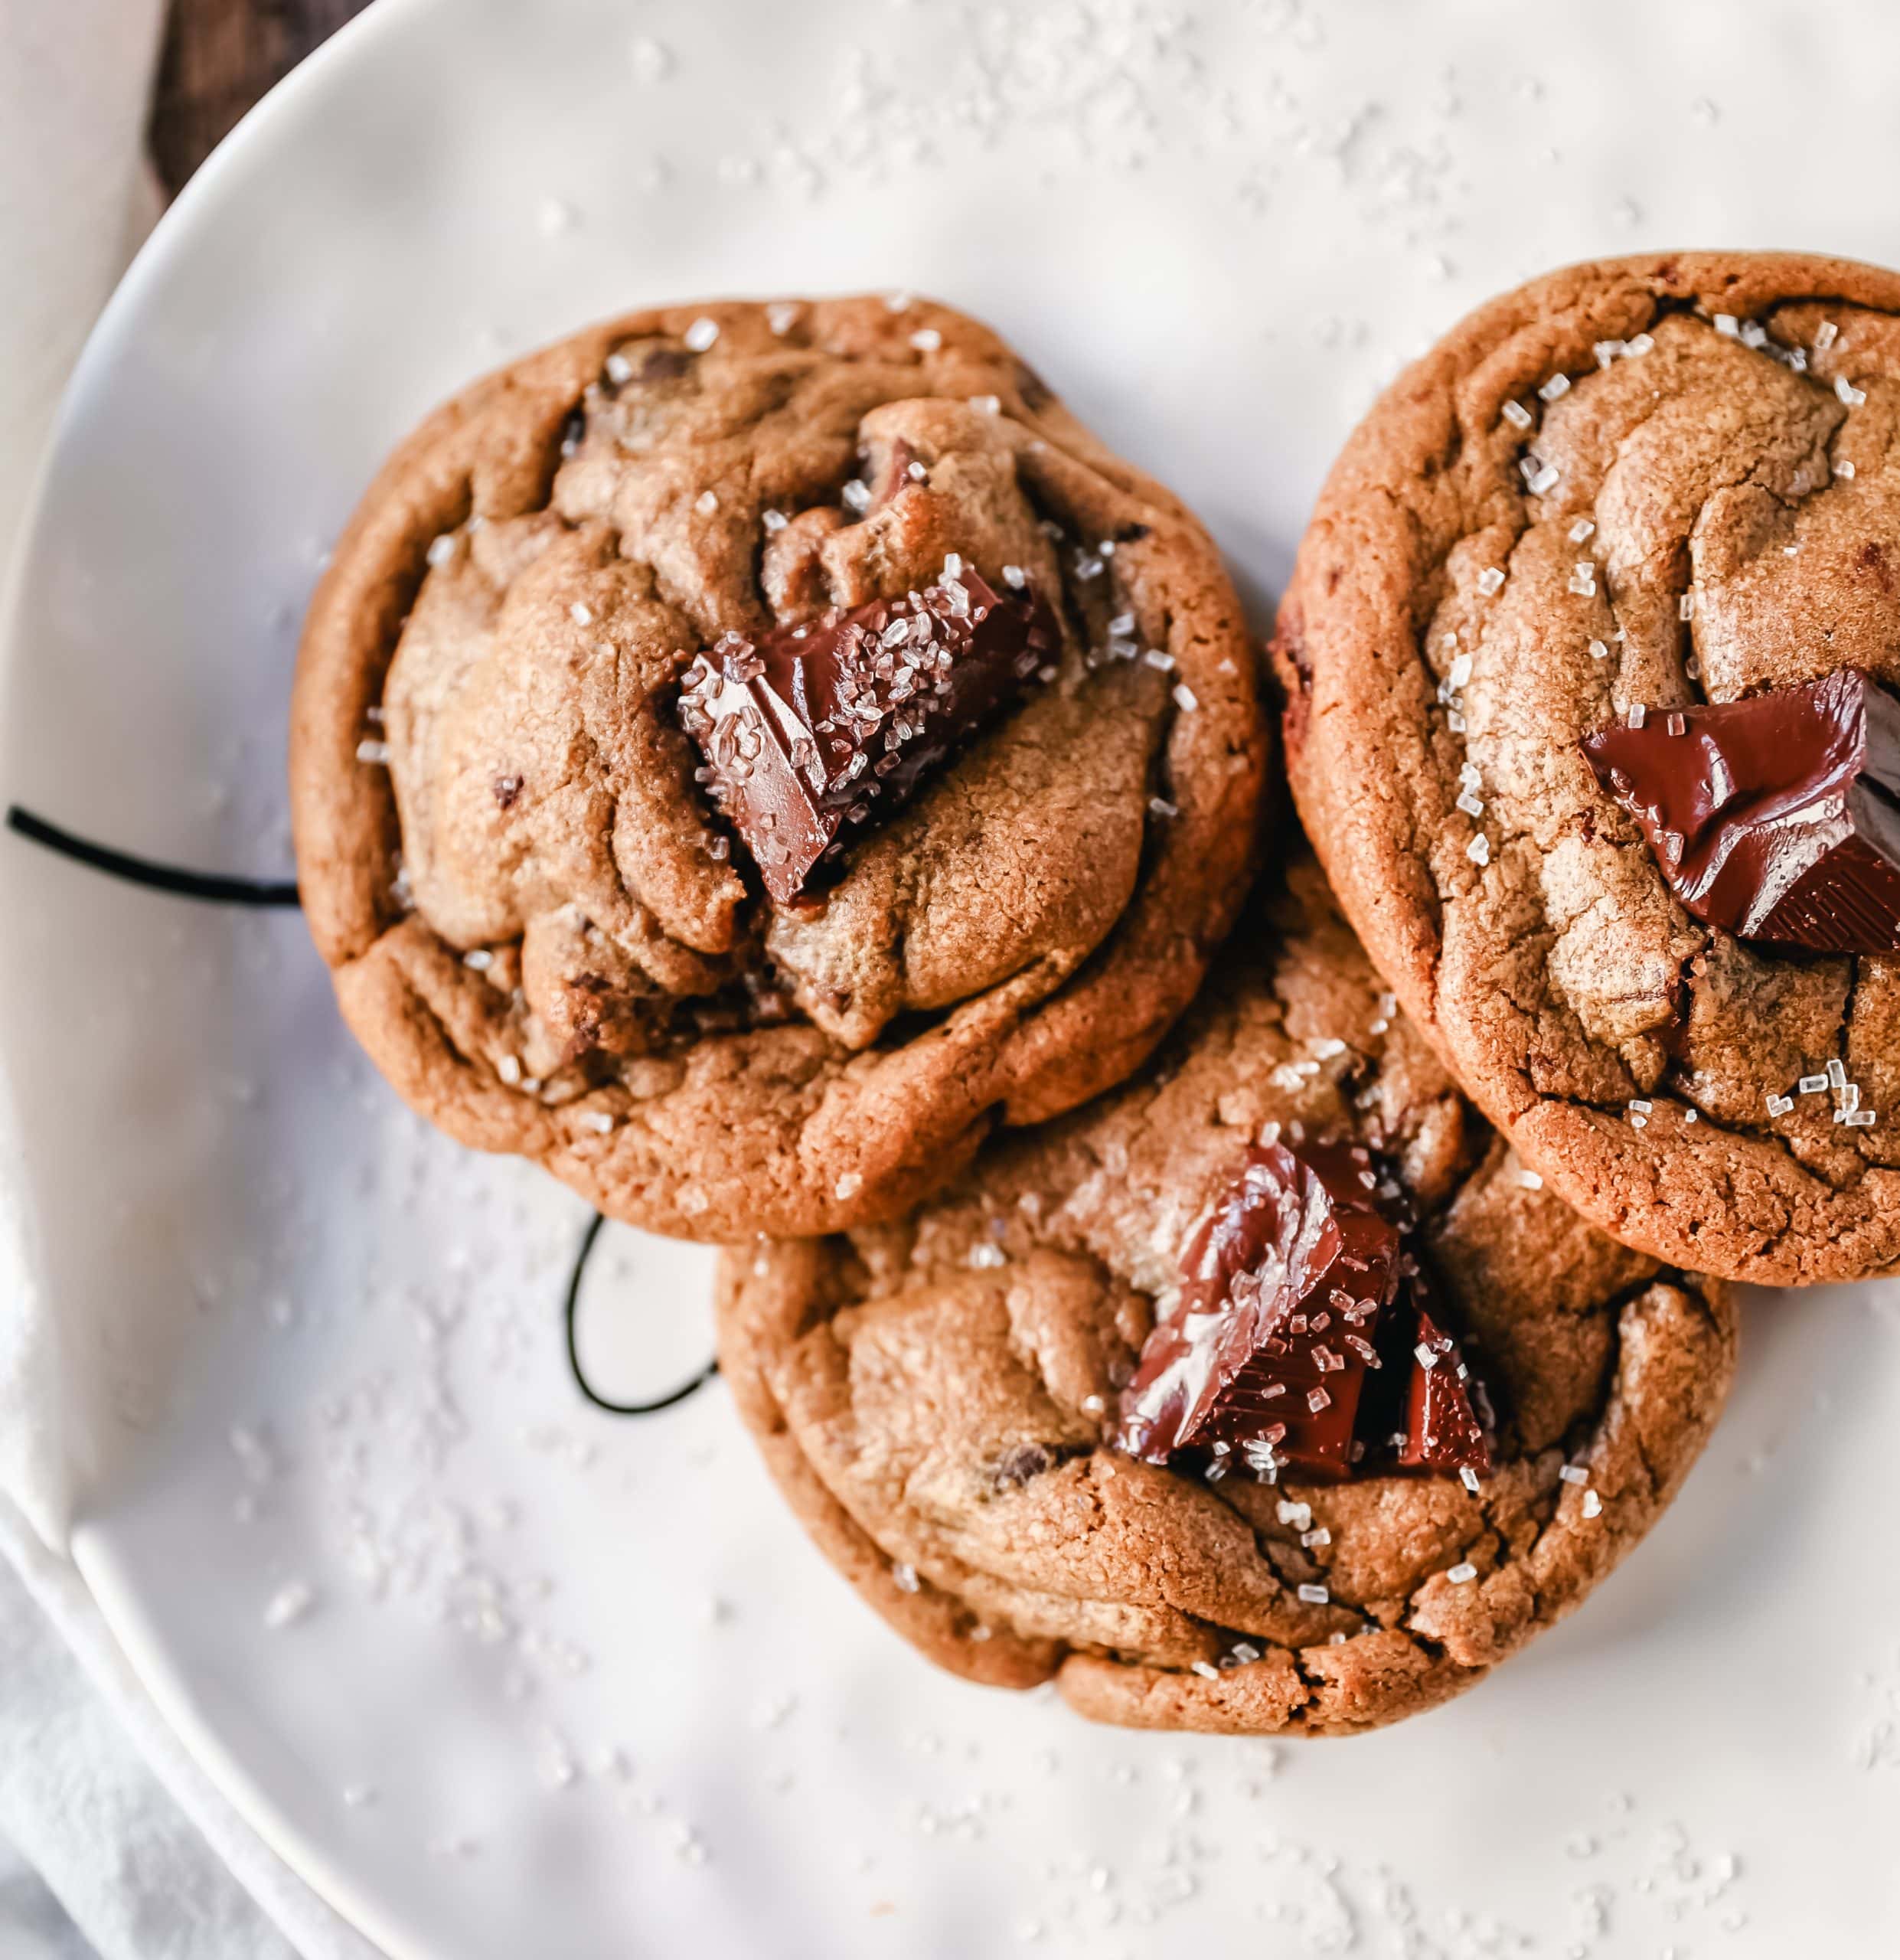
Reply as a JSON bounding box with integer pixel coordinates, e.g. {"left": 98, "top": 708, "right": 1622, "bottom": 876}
{"left": 717, "top": 865, "right": 1734, "bottom": 1737}
{"left": 292, "top": 296, "right": 1265, "bottom": 1239}
{"left": 1273, "top": 251, "right": 1900, "bottom": 1285}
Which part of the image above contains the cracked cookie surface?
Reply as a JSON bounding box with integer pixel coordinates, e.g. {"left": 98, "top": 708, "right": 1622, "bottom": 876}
{"left": 291, "top": 296, "right": 1265, "bottom": 1240}
{"left": 716, "top": 864, "right": 1734, "bottom": 1737}
{"left": 1273, "top": 251, "right": 1900, "bottom": 1286}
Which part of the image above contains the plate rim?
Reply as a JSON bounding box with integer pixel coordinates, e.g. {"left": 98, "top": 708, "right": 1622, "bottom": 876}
{"left": 6, "top": 2, "right": 455, "bottom": 1953}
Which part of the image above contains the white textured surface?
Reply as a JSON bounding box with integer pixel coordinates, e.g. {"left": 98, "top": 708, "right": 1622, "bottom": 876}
{"left": 0, "top": 5, "right": 380, "bottom": 1955}
{"left": 0, "top": 0, "right": 163, "bottom": 574}
{"left": 0, "top": 1828, "right": 94, "bottom": 1960}
{"left": 4, "top": 1, "right": 1900, "bottom": 1955}
{"left": 0, "top": 1498, "right": 371, "bottom": 1960}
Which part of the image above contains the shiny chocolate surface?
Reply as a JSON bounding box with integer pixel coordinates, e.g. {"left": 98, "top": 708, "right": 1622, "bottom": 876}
{"left": 1118, "top": 1138, "right": 1497, "bottom": 1482}
{"left": 1392, "top": 1294, "right": 1491, "bottom": 1475}
{"left": 677, "top": 563, "right": 1056, "bottom": 903}
{"left": 1582, "top": 668, "right": 1900, "bottom": 953}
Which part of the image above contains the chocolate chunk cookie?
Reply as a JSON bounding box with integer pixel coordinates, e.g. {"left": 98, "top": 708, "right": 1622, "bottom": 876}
{"left": 292, "top": 297, "right": 1266, "bottom": 1240}
{"left": 717, "top": 864, "right": 1734, "bottom": 1737}
{"left": 1273, "top": 251, "right": 1900, "bottom": 1285}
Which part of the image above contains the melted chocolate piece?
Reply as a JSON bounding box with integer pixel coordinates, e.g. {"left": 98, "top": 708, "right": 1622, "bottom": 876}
{"left": 677, "top": 564, "right": 1057, "bottom": 903}
{"left": 1392, "top": 1294, "right": 1491, "bottom": 1475}
{"left": 1582, "top": 668, "right": 1900, "bottom": 952}
{"left": 1116, "top": 1141, "right": 1402, "bottom": 1479}
{"left": 1115, "top": 1140, "right": 1491, "bottom": 1484}
{"left": 1353, "top": 1269, "right": 1490, "bottom": 1477}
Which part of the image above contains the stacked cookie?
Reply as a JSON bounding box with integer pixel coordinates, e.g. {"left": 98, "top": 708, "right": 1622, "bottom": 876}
{"left": 719, "top": 865, "right": 1731, "bottom": 1735}
{"left": 293, "top": 256, "right": 1900, "bottom": 1735}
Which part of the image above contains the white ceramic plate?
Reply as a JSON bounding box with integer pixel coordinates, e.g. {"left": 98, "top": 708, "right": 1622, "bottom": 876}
{"left": 7, "top": 1, "right": 1900, "bottom": 1953}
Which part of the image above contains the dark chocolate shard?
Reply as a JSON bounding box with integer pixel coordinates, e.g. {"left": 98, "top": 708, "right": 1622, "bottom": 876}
{"left": 1392, "top": 1295, "right": 1492, "bottom": 1475}
{"left": 1353, "top": 1270, "right": 1491, "bottom": 1478}
{"left": 677, "top": 560, "right": 1058, "bottom": 904}
{"left": 1581, "top": 668, "right": 1900, "bottom": 952}
{"left": 1115, "top": 1141, "right": 1405, "bottom": 1481}
{"left": 1116, "top": 1139, "right": 1493, "bottom": 1485}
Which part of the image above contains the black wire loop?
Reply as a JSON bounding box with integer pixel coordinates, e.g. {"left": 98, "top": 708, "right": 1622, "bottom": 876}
{"left": 5, "top": 805, "right": 301, "bottom": 906}
{"left": 563, "top": 1212, "right": 719, "bottom": 1416}
{"left": 9, "top": 802, "right": 716, "bottom": 1416}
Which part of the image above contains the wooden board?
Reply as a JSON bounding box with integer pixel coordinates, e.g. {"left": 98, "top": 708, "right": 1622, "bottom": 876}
{"left": 148, "top": 0, "right": 373, "bottom": 194}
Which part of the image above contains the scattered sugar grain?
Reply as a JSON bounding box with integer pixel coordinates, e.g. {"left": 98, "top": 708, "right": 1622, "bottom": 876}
{"left": 263, "top": 1580, "right": 315, "bottom": 1630}
{"left": 629, "top": 35, "right": 672, "bottom": 83}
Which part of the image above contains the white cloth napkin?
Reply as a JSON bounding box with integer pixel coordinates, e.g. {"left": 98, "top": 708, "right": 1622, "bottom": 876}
{"left": 0, "top": 5, "right": 380, "bottom": 1955}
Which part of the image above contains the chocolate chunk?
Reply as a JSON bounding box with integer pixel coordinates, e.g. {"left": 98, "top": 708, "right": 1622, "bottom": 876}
{"left": 1581, "top": 668, "right": 1900, "bottom": 952}
{"left": 1115, "top": 1139, "right": 1491, "bottom": 1484}
{"left": 1350, "top": 1269, "right": 1490, "bottom": 1478}
{"left": 870, "top": 437, "right": 919, "bottom": 505}
{"left": 1115, "top": 1140, "right": 1403, "bottom": 1480}
{"left": 993, "top": 1442, "right": 1056, "bottom": 1488}
{"left": 677, "top": 561, "right": 1057, "bottom": 903}
{"left": 1391, "top": 1292, "right": 1491, "bottom": 1475}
